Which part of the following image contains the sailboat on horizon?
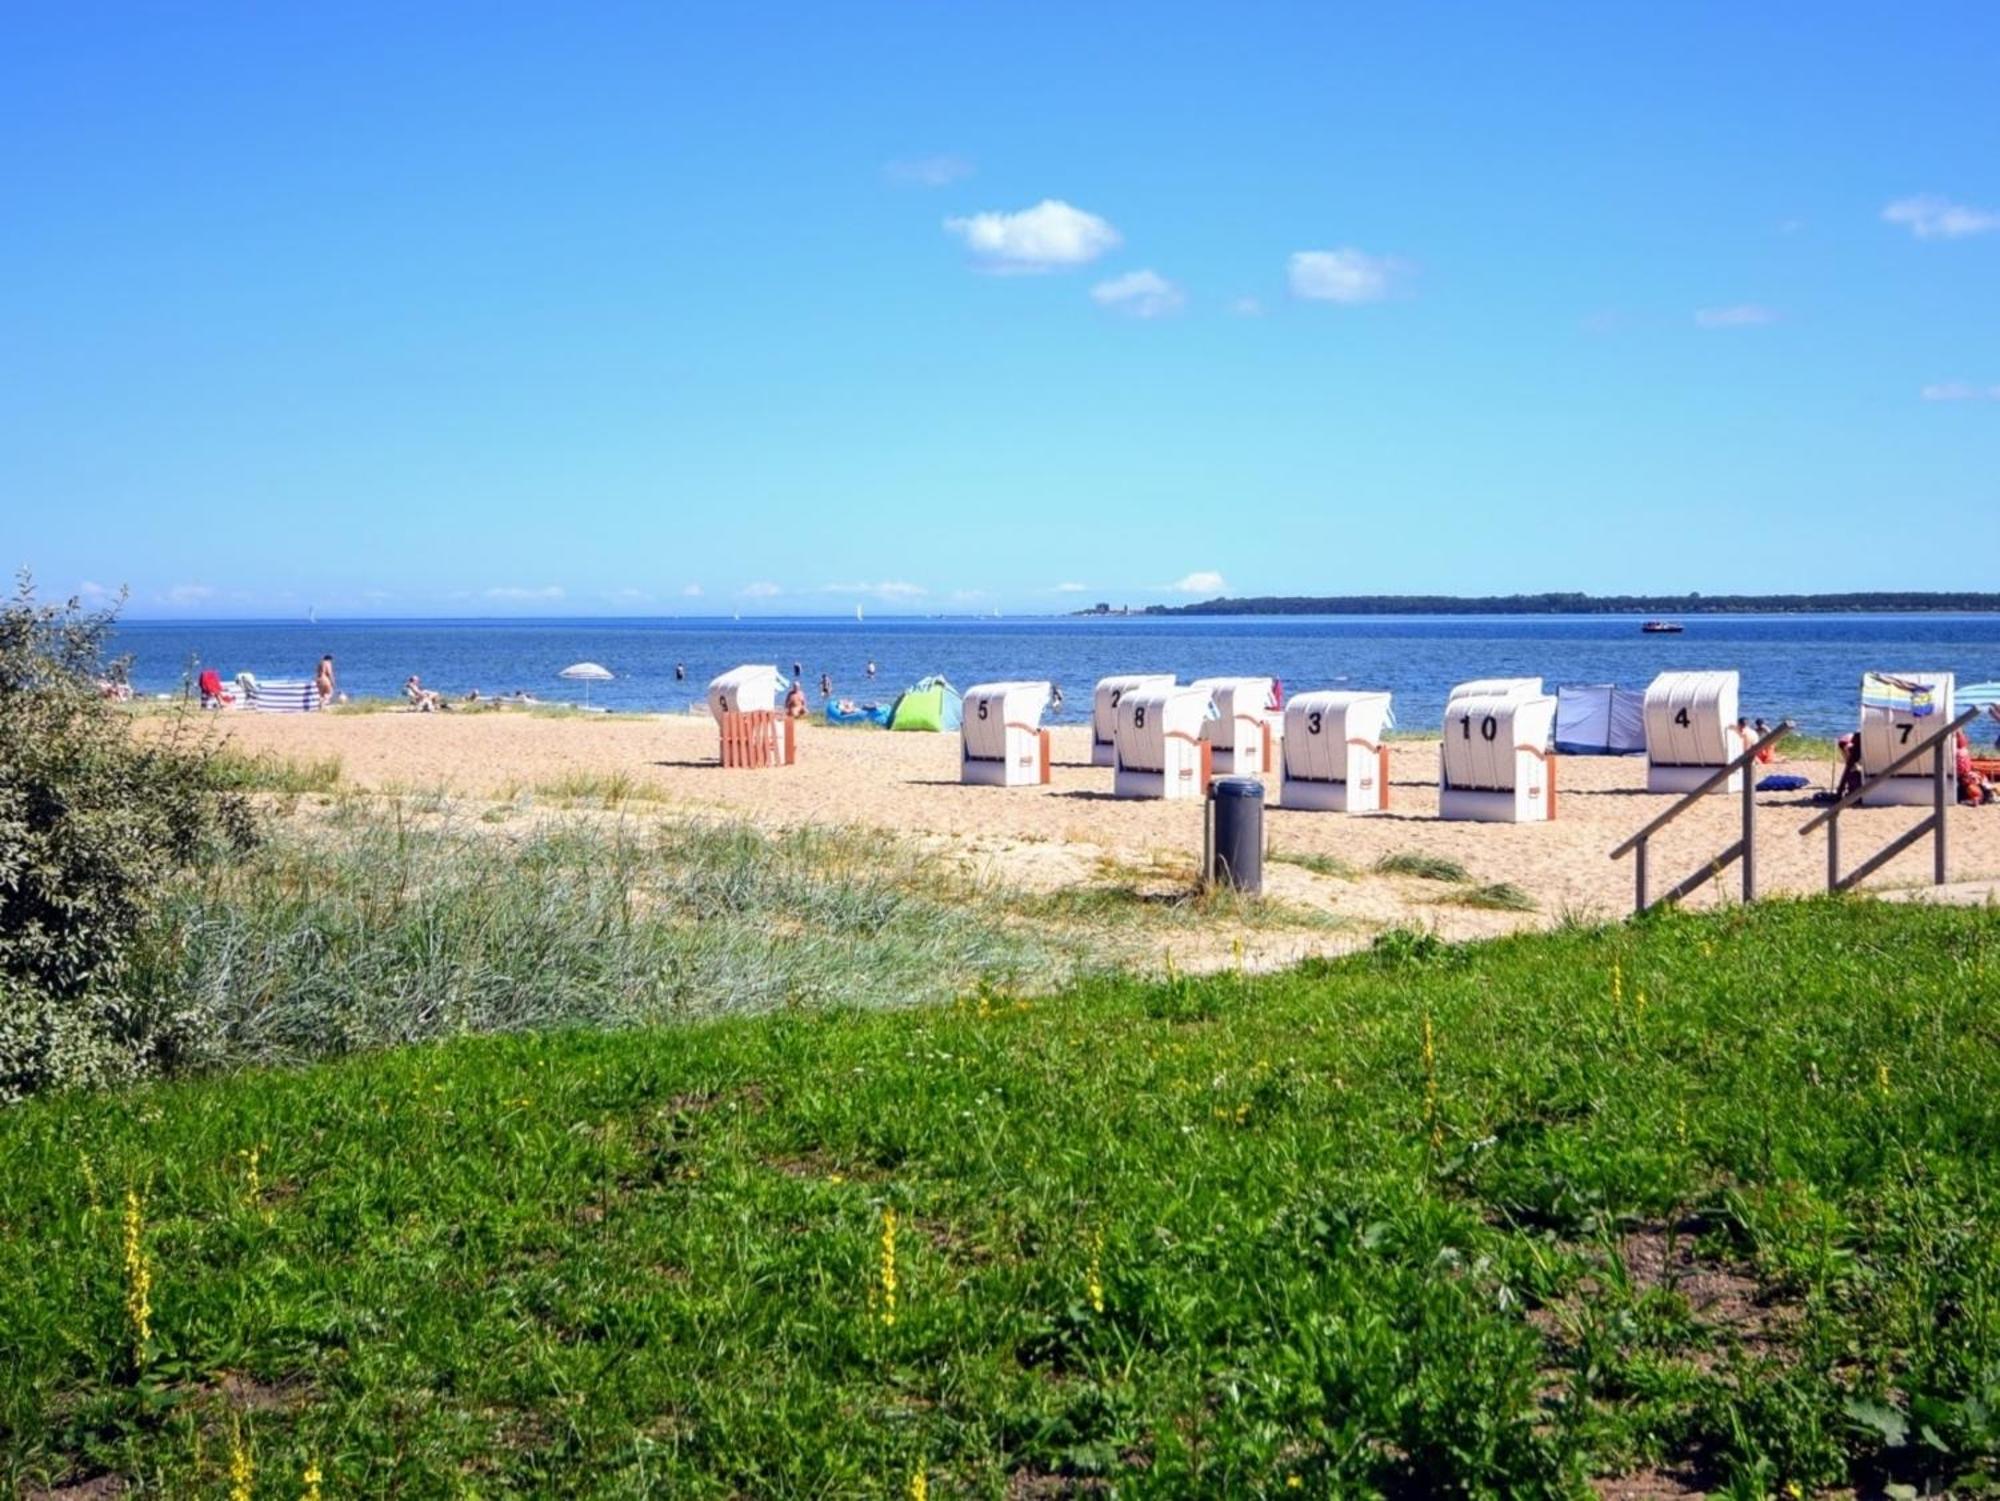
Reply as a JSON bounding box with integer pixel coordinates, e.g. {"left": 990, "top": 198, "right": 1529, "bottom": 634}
{"left": 856, "top": 604, "right": 864, "bottom": 623}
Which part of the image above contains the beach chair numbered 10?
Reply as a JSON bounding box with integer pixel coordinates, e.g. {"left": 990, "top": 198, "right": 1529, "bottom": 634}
{"left": 1112, "top": 685, "right": 1215, "bottom": 800}
{"left": 1437, "top": 679, "right": 1558, "bottom": 823}
{"left": 961, "top": 681, "right": 1053, "bottom": 787}
{"left": 1281, "top": 690, "right": 1393, "bottom": 813}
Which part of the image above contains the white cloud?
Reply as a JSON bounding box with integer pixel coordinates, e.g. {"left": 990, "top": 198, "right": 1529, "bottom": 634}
{"left": 1694, "top": 304, "right": 1778, "bottom": 329}
{"left": 77, "top": 580, "right": 116, "bottom": 603}
{"left": 884, "top": 154, "right": 974, "bottom": 188}
{"left": 605, "top": 587, "right": 654, "bottom": 604}
{"left": 1052, "top": 581, "right": 1091, "bottom": 593}
{"left": 1288, "top": 248, "right": 1405, "bottom": 304}
{"left": 1883, "top": 194, "right": 2000, "bottom": 240}
{"left": 823, "top": 580, "right": 927, "bottom": 601}
{"left": 1922, "top": 381, "right": 2000, "bottom": 402}
{"left": 944, "top": 199, "right": 1120, "bottom": 272}
{"left": 484, "top": 585, "right": 565, "bottom": 602}
{"left": 164, "top": 583, "right": 215, "bottom": 605}
{"left": 1090, "top": 268, "right": 1185, "bottom": 318}
{"left": 740, "top": 581, "right": 782, "bottom": 599}
{"left": 1168, "top": 570, "right": 1227, "bottom": 595}
{"left": 1229, "top": 296, "right": 1264, "bottom": 318}
{"left": 682, "top": 583, "right": 704, "bottom": 597}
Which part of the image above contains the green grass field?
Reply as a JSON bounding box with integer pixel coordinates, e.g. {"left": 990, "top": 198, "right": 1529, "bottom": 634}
{"left": 5, "top": 898, "right": 1998, "bottom": 1497}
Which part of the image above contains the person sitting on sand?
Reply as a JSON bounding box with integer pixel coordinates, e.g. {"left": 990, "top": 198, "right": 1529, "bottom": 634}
{"left": 404, "top": 675, "right": 445, "bottom": 713}
{"left": 1835, "top": 735, "right": 1865, "bottom": 799}
{"left": 784, "top": 678, "right": 808, "bottom": 719}
{"left": 1752, "top": 718, "right": 1774, "bottom": 763}
{"left": 1956, "top": 730, "right": 1987, "bottom": 806}
{"left": 316, "top": 655, "right": 335, "bottom": 706}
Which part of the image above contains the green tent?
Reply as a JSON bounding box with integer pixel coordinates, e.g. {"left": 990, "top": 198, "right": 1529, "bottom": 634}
{"left": 887, "top": 676, "right": 963, "bottom": 732}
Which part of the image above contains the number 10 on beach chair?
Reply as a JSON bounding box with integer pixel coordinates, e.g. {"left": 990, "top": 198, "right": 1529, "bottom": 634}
{"left": 1437, "top": 678, "right": 1558, "bottom": 823}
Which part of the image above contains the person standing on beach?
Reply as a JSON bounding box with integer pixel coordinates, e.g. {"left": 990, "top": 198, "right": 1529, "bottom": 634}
{"left": 315, "top": 654, "right": 335, "bottom": 707}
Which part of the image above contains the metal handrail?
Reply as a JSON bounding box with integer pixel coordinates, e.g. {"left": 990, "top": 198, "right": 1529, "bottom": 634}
{"left": 1797, "top": 705, "right": 1978, "bottom": 833}
{"left": 1799, "top": 705, "right": 1976, "bottom": 893}
{"left": 1609, "top": 720, "right": 1793, "bottom": 913}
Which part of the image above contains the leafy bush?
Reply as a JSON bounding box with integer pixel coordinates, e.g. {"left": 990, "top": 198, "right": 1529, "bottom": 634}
{"left": 0, "top": 576, "right": 252, "bottom": 1100}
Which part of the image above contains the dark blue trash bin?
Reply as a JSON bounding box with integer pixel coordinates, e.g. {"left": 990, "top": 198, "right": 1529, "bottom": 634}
{"left": 1205, "top": 776, "right": 1264, "bottom": 893}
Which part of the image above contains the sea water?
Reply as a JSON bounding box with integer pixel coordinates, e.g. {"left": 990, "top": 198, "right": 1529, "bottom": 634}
{"left": 109, "top": 614, "right": 2000, "bottom": 737}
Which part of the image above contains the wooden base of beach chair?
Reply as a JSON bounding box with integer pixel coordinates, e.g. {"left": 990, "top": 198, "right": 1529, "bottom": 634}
{"left": 719, "top": 710, "right": 796, "bottom": 769}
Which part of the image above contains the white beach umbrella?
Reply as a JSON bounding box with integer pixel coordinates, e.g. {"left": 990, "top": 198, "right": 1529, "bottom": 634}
{"left": 558, "top": 661, "right": 614, "bottom": 705}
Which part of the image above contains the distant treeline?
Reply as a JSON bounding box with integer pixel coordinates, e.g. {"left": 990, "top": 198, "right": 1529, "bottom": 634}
{"left": 1137, "top": 592, "right": 2000, "bottom": 617}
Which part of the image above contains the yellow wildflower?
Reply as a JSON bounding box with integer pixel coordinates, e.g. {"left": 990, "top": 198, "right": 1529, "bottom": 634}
{"left": 239, "top": 1145, "right": 263, "bottom": 1205}
{"left": 301, "top": 1460, "right": 323, "bottom": 1501}
{"left": 908, "top": 1466, "right": 927, "bottom": 1501}
{"left": 121, "top": 1187, "right": 152, "bottom": 1365}
{"left": 228, "top": 1417, "right": 253, "bottom": 1501}
{"left": 1422, "top": 1014, "right": 1442, "bottom": 1153}
{"left": 879, "top": 1206, "right": 899, "bottom": 1327}
{"left": 1087, "top": 1230, "right": 1105, "bottom": 1316}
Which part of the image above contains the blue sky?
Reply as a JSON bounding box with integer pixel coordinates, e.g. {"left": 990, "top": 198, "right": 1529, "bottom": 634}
{"left": 5, "top": 2, "right": 1997, "bottom": 617}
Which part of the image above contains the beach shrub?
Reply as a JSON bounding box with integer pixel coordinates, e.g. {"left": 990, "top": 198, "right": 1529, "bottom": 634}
{"left": 0, "top": 576, "right": 252, "bottom": 1100}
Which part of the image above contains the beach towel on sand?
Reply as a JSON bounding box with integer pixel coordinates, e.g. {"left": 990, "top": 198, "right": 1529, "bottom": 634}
{"left": 1756, "top": 773, "right": 1810, "bottom": 792}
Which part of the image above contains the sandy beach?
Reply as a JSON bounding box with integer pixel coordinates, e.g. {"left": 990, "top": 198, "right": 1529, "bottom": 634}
{"left": 201, "top": 708, "right": 2000, "bottom": 966}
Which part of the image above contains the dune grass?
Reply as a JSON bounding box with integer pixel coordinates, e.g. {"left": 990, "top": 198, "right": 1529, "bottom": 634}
{"left": 99, "top": 814, "right": 1072, "bottom": 1080}
{"left": 3, "top": 899, "right": 1998, "bottom": 1496}
{"left": 1268, "top": 847, "right": 1361, "bottom": 880}
{"left": 204, "top": 749, "right": 343, "bottom": 795}
{"left": 533, "top": 769, "right": 675, "bottom": 808}
{"left": 1375, "top": 850, "right": 1472, "bottom": 883}
{"left": 1439, "top": 880, "right": 1539, "bottom": 912}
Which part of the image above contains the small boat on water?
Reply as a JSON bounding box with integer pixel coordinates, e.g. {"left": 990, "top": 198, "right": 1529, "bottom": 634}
{"left": 1641, "top": 620, "right": 1684, "bottom": 634}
